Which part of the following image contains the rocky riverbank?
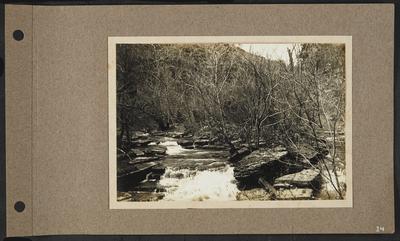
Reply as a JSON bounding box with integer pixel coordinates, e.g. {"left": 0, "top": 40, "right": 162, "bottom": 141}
{"left": 118, "top": 129, "right": 341, "bottom": 201}
{"left": 231, "top": 143, "right": 328, "bottom": 200}
{"left": 117, "top": 131, "right": 173, "bottom": 191}
{"left": 174, "top": 134, "right": 329, "bottom": 200}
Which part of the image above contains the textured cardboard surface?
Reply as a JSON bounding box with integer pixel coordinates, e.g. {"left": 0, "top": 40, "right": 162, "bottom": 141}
{"left": 5, "top": 5, "right": 33, "bottom": 236}
{"left": 5, "top": 4, "right": 395, "bottom": 236}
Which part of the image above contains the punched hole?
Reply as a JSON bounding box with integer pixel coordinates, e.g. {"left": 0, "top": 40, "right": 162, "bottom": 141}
{"left": 12, "top": 30, "right": 24, "bottom": 41}
{"left": 14, "top": 201, "right": 25, "bottom": 212}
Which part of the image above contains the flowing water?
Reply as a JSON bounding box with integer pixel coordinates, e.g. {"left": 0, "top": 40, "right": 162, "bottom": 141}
{"left": 125, "top": 137, "right": 345, "bottom": 201}
{"left": 157, "top": 138, "right": 239, "bottom": 201}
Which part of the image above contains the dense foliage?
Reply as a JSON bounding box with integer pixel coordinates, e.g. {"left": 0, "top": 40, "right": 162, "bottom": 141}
{"left": 117, "top": 43, "right": 345, "bottom": 148}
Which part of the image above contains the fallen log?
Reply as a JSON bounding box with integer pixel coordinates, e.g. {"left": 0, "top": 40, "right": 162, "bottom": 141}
{"left": 258, "top": 177, "right": 277, "bottom": 200}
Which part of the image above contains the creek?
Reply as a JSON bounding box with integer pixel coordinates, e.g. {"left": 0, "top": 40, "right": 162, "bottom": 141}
{"left": 155, "top": 138, "right": 239, "bottom": 201}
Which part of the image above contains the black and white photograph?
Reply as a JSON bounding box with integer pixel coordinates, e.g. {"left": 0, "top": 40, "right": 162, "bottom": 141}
{"left": 109, "top": 37, "right": 352, "bottom": 208}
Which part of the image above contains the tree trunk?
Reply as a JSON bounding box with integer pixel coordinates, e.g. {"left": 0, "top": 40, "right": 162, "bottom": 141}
{"left": 255, "top": 123, "right": 261, "bottom": 149}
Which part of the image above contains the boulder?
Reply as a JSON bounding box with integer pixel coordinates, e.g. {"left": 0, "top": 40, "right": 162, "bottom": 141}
{"left": 233, "top": 146, "right": 291, "bottom": 188}
{"left": 117, "top": 162, "right": 158, "bottom": 191}
{"left": 228, "top": 147, "right": 251, "bottom": 163}
{"left": 276, "top": 188, "right": 314, "bottom": 200}
{"left": 273, "top": 169, "right": 321, "bottom": 189}
{"left": 145, "top": 145, "right": 167, "bottom": 155}
{"left": 177, "top": 139, "right": 194, "bottom": 148}
{"left": 130, "top": 148, "right": 145, "bottom": 157}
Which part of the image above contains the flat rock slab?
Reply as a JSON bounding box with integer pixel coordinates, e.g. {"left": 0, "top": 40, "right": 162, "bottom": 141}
{"left": 144, "top": 145, "right": 167, "bottom": 155}
{"left": 132, "top": 180, "right": 166, "bottom": 192}
{"left": 194, "top": 139, "right": 209, "bottom": 146}
{"left": 131, "top": 131, "right": 150, "bottom": 139}
{"left": 288, "top": 143, "right": 327, "bottom": 165}
{"left": 236, "top": 188, "right": 272, "bottom": 201}
{"left": 117, "top": 192, "right": 132, "bottom": 201}
{"left": 130, "top": 191, "right": 165, "bottom": 202}
{"left": 233, "top": 146, "right": 288, "bottom": 182}
{"left": 128, "top": 156, "right": 160, "bottom": 165}
{"left": 228, "top": 147, "right": 251, "bottom": 163}
{"left": 197, "top": 145, "right": 228, "bottom": 150}
{"left": 276, "top": 188, "right": 314, "bottom": 200}
{"left": 151, "top": 165, "right": 166, "bottom": 175}
{"left": 132, "top": 138, "right": 153, "bottom": 147}
{"left": 130, "top": 148, "right": 145, "bottom": 157}
{"left": 206, "top": 161, "right": 227, "bottom": 169}
{"left": 166, "top": 131, "right": 185, "bottom": 138}
{"left": 274, "top": 169, "right": 321, "bottom": 188}
{"left": 177, "top": 139, "right": 194, "bottom": 147}
{"left": 118, "top": 162, "right": 158, "bottom": 177}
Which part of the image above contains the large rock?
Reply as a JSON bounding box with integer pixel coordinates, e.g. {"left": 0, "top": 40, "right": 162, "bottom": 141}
{"left": 276, "top": 188, "right": 314, "bottom": 200}
{"left": 117, "top": 162, "right": 158, "bottom": 191}
{"left": 177, "top": 139, "right": 194, "bottom": 148}
{"left": 130, "top": 148, "right": 145, "bottom": 157}
{"left": 288, "top": 143, "right": 327, "bottom": 165}
{"left": 228, "top": 147, "right": 251, "bottom": 163}
{"left": 194, "top": 139, "right": 209, "bottom": 147}
{"left": 131, "top": 138, "right": 153, "bottom": 147}
{"left": 117, "top": 192, "right": 132, "bottom": 201}
{"left": 151, "top": 165, "right": 166, "bottom": 175}
{"left": 130, "top": 191, "right": 165, "bottom": 201}
{"left": 131, "top": 131, "right": 150, "bottom": 139}
{"left": 273, "top": 169, "right": 321, "bottom": 189}
{"left": 234, "top": 146, "right": 297, "bottom": 188}
{"left": 167, "top": 131, "right": 185, "bottom": 138}
{"left": 145, "top": 145, "right": 167, "bottom": 155}
{"left": 236, "top": 188, "right": 272, "bottom": 201}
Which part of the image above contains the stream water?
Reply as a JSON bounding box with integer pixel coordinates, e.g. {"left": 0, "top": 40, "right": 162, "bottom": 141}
{"left": 125, "top": 137, "right": 346, "bottom": 201}
{"left": 156, "top": 138, "right": 239, "bottom": 201}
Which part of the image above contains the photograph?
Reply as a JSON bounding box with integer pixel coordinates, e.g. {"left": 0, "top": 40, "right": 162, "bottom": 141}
{"left": 109, "top": 37, "right": 351, "bottom": 208}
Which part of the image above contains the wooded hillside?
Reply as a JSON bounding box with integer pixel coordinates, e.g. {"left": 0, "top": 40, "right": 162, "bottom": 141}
{"left": 117, "top": 43, "right": 345, "bottom": 150}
